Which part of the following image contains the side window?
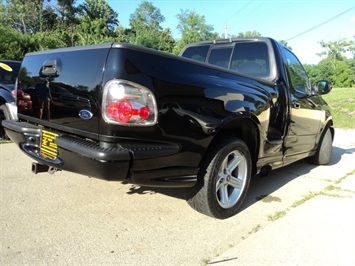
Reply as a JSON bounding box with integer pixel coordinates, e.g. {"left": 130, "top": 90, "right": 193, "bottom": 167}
{"left": 208, "top": 47, "right": 233, "bottom": 69}
{"left": 181, "top": 45, "right": 210, "bottom": 62}
{"left": 283, "top": 48, "right": 311, "bottom": 95}
{"left": 230, "top": 42, "right": 270, "bottom": 77}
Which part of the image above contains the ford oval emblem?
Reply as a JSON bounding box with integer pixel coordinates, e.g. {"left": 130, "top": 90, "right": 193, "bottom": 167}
{"left": 79, "top": 110, "right": 93, "bottom": 120}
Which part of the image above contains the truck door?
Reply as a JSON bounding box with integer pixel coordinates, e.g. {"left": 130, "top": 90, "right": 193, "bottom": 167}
{"left": 282, "top": 48, "right": 322, "bottom": 160}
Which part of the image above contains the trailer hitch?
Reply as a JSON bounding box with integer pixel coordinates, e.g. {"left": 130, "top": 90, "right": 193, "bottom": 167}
{"left": 32, "top": 162, "right": 59, "bottom": 175}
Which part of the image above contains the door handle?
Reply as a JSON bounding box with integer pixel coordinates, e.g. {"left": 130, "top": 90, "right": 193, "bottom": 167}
{"left": 41, "top": 59, "right": 58, "bottom": 77}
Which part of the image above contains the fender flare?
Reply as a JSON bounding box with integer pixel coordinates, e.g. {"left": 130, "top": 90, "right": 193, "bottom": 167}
{"left": 210, "top": 112, "right": 261, "bottom": 175}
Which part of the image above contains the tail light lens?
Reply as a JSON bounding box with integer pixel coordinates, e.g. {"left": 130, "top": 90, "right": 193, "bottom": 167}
{"left": 102, "top": 79, "right": 158, "bottom": 126}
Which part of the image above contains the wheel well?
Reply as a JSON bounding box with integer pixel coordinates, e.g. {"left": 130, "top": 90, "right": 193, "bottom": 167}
{"left": 327, "top": 121, "right": 334, "bottom": 141}
{"left": 0, "top": 97, "right": 6, "bottom": 105}
{"left": 206, "top": 118, "right": 259, "bottom": 175}
{"left": 321, "top": 120, "right": 334, "bottom": 141}
{"left": 0, "top": 98, "right": 7, "bottom": 116}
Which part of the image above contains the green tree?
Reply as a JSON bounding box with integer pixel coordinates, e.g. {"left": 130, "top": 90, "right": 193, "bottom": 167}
{"left": 114, "top": 26, "right": 133, "bottom": 43}
{"left": 306, "top": 57, "right": 355, "bottom": 88}
{"left": 315, "top": 38, "right": 355, "bottom": 87}
{"left": 78, "top": 0, "right": 119, "bottom": 33}
{"left": 317, "top": 39, "right": 353, "bottom": 70}
{"left": 130, "top": 1, "right": 164, "bottom": 33}
{"left": 279, "top": 40, "right": 292, "bottom": 50}
{"left": 306, "top": 38, "right": 354, "bottom": 88}
{"left": 173, "top": 9, "right": 218, "bottom": 54}
{"left": 0, "top": 25, "right": 26, "bottom": 59}
{"left": 49, "top": 0, "right": 79, "bottom": 46}
{"left": 349, "top": 37, "right": 355, "bottom": 58}
{"left": 0, "top": 0, "right": 72, "bottom": 49}
{"left": 158, "top": 28, "right": 175, "bottom": 53}
{"left": 233, "top": 31, "right": 261, "bottom": 38}
{"left": 32, "top": 31, "right": 67, "bottom": 51}
{"left": 75, "top": 0, "right": 119, "bottom": 45}
{"left": 0, "top": 25, "right": 64, "bottom": 60}
{"left": 1, "top": 0, "right": 47, "bottom": 34}
{"left": 42, "top": 5, "right": 58, "bottom": 32}
{"left": 333, "top": 59, "right": 355, "bottom": 87}
{"left": 129, "top": 1, "right": 174, "bottom": 52}
{"left": 55, "top": 0, "right": 79, "bottom": 25}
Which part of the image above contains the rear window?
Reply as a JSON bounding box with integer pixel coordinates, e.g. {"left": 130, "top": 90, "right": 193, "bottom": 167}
{"left": 208, "top": 47, "right": 233, "bottom": 68}
{"left": 182, "top": 41, "right": 272, "bottom": 79}
{"left": 181, "top": 45, "right": 210, "bottom": 62}
{"left": 230, "top": 42, "right": 270, "bottom": 77}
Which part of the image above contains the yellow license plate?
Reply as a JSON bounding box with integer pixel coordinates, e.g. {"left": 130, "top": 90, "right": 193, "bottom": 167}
{"left": 40, "top": 130, "right": 58, "bottom": 160}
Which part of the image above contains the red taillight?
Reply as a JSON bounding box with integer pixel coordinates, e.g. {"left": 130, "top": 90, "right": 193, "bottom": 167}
{"left": 102, "top": 79, "right": 157, "bottom": 126}
{"left": 16, "top": 90, "right": 24, "bottom": 99}
{"left": 139, "top": 106, "right": 150, "bottom": 119}
{"left": 107, "top": 98, "right": 151, "bottom": 123}
{"left": 107, "top": 99, "right": 132, "bottom": 123}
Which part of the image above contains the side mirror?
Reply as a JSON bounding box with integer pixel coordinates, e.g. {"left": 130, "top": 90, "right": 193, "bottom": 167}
{"left": 315, "top": 80, "right": 332, "bottom": 95}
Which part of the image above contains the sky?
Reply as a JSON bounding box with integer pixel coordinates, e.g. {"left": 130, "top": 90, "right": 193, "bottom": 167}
{"left": 76, "top": 0, "right": 355, "bottom": 64}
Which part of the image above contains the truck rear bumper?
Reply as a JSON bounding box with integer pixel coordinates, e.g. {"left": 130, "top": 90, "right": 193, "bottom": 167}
{"left": 2, "top": 120, "right": 130, "bottom": 181}
{"left": 2, "top": 120, "right": 198, "bottom": 187}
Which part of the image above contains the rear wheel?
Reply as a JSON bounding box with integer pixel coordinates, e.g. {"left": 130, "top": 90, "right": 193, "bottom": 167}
{"left": 308, "top": 127, "right": 333, "bottom": 165}
{"left": 187, "top": 137, "right": 252, "bottom": 219}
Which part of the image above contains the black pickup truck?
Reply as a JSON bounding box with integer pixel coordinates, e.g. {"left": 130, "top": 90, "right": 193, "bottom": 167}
{"left": 3, "top": 37, "right": 333, "bottom": 219}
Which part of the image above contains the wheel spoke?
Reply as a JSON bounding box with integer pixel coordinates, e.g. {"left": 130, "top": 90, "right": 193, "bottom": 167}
{"left": 218, "top": 184, "right": 229, "bottom": 205}
{"left": 228, "top": 176, "right": 243, "bottom": 189}
{"left": 221, "top": 157, "right": 228, "bottom": 174}
{"left": 216, "top": 174, "right": 224, "bottom": 191}
{"left": 227, "top": 154, "right": 241, "bottom": 173}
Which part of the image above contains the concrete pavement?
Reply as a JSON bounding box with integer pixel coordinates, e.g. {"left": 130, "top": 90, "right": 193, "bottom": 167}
{"left": 0, "top": 129, "right": 354, "bottom": 265}
{"left": 209, "top": 128, "right": 355, "bottom": 265}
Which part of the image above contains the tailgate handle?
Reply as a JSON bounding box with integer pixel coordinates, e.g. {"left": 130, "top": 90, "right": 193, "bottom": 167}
{"left": 41, "top": 59, "right": 58, "bottom": 77}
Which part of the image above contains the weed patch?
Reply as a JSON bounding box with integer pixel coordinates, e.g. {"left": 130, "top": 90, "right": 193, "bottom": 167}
{"left": 322, "top": 88, "right": 355, "bottom": 129}
{"left": 267, "top": 211, "right": 287, "bottom": 221}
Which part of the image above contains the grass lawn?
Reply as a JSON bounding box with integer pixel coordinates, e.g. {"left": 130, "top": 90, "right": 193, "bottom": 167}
{"left": 322, "top": 87, "right": 355, "bottom": 129}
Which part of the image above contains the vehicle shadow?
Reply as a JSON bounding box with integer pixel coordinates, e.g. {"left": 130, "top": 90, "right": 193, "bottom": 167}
{"left": 125, "top": 145, "right": 353, "bottom": 212}
{"left": 242, "top": 145, "right": 353, "bottom": 210}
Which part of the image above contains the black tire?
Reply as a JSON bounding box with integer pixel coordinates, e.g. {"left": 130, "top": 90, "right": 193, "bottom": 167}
{"left": 186, "top": 137, "right": 252, "bottom": 219}
{"left": 0, "top": 104, "right": 10, "bottom": 140}
{"left": 308, "top": 127, "right": 333, "bottom": 165}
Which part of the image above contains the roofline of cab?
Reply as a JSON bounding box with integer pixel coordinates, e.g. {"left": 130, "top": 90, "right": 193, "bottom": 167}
{"left": 23, "top": 40, "right": 276, "bottom": 87}
{"left": 23, "top": 37, "right": 279, "bottom": 57}
{"left": 24, "top": 43, "right": 114, "bottom": 56}
{"left": 187, "top": 36, "right": 275, "bottom": 45}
